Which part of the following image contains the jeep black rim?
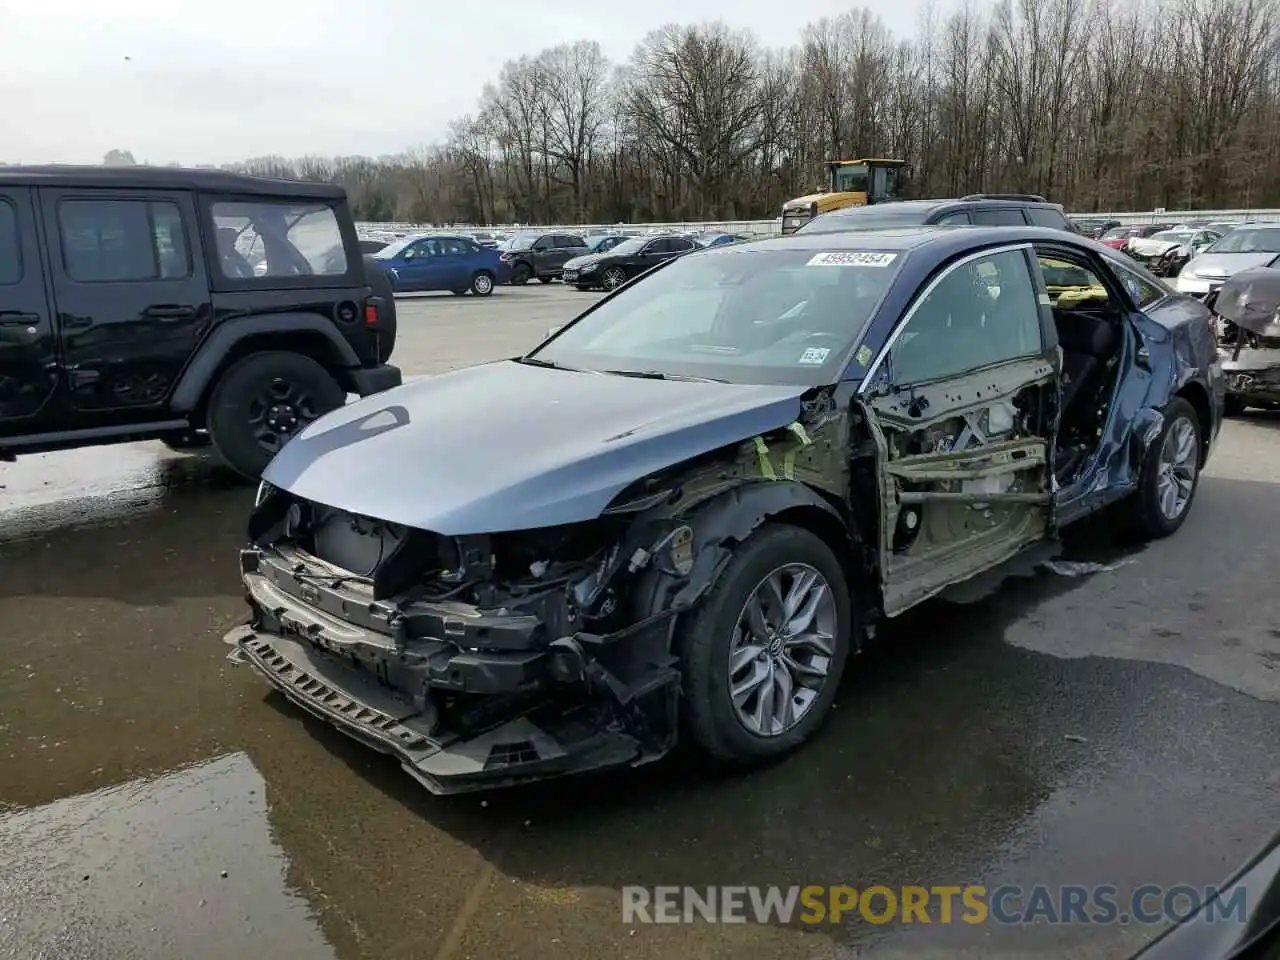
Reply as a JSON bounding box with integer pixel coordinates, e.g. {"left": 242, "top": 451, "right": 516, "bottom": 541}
{"left": 249, "top": 377, "right": 321, "bottom": 453}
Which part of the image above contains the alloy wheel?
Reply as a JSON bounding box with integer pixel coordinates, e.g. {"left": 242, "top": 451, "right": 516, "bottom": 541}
{"left": 727, "top": 563, "right": 836, "bottom": 737}
{"left": 1156, "top": 416, "right": 1197, "bottom": 521}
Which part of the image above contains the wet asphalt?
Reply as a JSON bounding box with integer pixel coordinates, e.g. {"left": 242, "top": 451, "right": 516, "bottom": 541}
{"left": 1, "top": 286, "right": 1278, "bottom": 960}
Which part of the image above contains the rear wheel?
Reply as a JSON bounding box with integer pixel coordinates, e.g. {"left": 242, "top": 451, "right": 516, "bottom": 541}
{"left": 470, "top": 271, "right": 495, "bottom": 296}
{"left": 207, "top": 351, "right": 346, "bottom": 480}
{"left": 509, "top": 262, "right": 532, "bottom": 285}
{"left": 677, "top": 524, "right": 853, "bottom": 763}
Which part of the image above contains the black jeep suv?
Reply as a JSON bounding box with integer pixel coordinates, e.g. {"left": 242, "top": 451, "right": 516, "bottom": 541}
{"left": 499, "top": 231, "right": 588, "bottom": 284}
{"left": 0, "top": 165, "right": 401, "bottom": 480}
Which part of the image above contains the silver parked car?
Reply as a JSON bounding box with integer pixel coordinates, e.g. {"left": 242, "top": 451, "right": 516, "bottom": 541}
{"left": 1175, "top": 224, "right": 1280, "bottom": 298}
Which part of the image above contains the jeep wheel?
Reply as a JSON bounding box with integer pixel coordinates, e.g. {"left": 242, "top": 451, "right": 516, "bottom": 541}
{"left": 207, "top": 351, "right": 346, "bottom": 480}
{"left": 509, "top": 262, "right": 532, "bottom": 285}
{"left": 1130, "top": 396, "right": 1202, "bottom": 539}
{"left": 470, "top": 271, "right": 495, "bottom": 296}
{"left": 677, "top": 524, "right": 853, "bottom": 764}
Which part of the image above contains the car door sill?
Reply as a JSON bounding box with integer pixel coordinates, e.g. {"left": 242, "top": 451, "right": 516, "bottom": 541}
{"left": 2, "top": 418, "right": 191, "bottom": 449}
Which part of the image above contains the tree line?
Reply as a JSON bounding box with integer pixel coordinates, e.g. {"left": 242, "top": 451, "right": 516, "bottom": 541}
{"left": 193, "top": 0, "right": 1280, "bottom": 222}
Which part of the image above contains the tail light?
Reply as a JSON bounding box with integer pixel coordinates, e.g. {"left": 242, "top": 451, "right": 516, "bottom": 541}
{"left": 364, "top": 299, "right": 379, "bottom": 326}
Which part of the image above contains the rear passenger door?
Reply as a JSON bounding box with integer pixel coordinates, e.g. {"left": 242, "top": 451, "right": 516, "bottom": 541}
{"left": 0, "top": 187, "right": 60, "bottom": 432}
{"left": 40, "top": 187, "right": 210, "bottom": 416}
{"left": 861, "top": 244, "right": 1057, "bottom": 615}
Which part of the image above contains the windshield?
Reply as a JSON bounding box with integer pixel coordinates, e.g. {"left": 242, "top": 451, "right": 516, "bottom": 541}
{"left": 602, "top": 238, "right": 645, "bottom": 256}
{"left": 528, "top": 247, "right": 902, "bottom": 386}
{"left": 1206, "top": 227, "right": 1280, "bottom": 254}
{"left": 373, "top": 237, "right": 416, "bottom": 259}
{"left": 797, "top": 206, "right": 932, "bottom": 234}
{"left": 1150, "top": 231, "right": 1194, "bottom": 244}
{"left": 508, "top": 233, "right": 538, "bottom": 251}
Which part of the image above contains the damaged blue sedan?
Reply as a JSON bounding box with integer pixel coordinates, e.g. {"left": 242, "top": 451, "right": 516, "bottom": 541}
{"left": 227, "top": 226, "right": 1223, "bottom": 795}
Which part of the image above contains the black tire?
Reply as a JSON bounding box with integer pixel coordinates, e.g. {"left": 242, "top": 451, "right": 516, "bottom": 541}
{"left": 509, "top": 261, "right": 532, "bottom": 285}
{"left": 470, "top": 271, "right": 495, "bottom": 296}
{"left": 362, "top": 254, "right": 397, "bottom": 361}
{"left": 538, "top": 276, "right": 553, "bottom": 284}
{"left": 1223, "top": 394, "right": 1247, "bottom": 417}
{"left": 207, "top": 351, "right": 346, "bottom": 481}
{"left": 677, "top": 524, "right": 853, "bottom": 764}
{"left": 1129, "top": 396, "right": 1203, "bottom": 540}
{"left": 160, "top": 432, "right": 212, "bottom": 452}
{"left": 601, "top": 266, "right": 628, "bottom": 291}
{"left": 450, "top": 289, "right": 467, "bottom": 296}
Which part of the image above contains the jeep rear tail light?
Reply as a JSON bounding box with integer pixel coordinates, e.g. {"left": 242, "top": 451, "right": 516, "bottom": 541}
{"left": 365, "top": 301, "right": 379, "bottom": 326}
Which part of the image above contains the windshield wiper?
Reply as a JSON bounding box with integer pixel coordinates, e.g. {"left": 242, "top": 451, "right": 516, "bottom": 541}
{"left": 517, "top": 356, "right": 581, "bottom": 372}
{"left": 601, "top": 369, "right": 727, "bottom": 383}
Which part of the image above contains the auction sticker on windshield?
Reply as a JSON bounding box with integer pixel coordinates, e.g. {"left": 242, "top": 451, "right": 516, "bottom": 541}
{"left": 807, "top": 251, "right": 898, "bottom": 267}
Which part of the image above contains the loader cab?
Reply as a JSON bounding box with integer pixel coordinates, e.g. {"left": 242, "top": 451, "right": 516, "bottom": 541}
{"left": 782, "top": 158, "right": 908, "bottom": 234}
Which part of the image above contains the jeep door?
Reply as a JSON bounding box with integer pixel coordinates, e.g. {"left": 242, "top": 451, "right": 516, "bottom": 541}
{"left": 860, "top": 243, "right": 1058, "bottom": 615}
{"left": 0, "top": 187, "right": 61, "bottom": 434}
{"left": 39, "top": 187, "right": 210, "bottom": 416}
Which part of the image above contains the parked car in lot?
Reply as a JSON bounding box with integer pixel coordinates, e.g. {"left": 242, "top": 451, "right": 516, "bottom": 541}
{"left": 358, "top": 238, "right": 390, "bottom": 255}
{"left": 585, "top": 233, "right": 630, "bottom": 255}
{"left": 1099, "top": 224, "right": 1173, "bottom": 250}
{"left": 500, "top": 231, "right": 589, "bottom": 284}
{"left": 371, "top": 234, "right": 508, "bottom": 296}
{"left": 0, "top": 165, "right": 401, "bottom": 480}
{"left": 561, "top": 234, "right": 699, "bottom": 290}
{"left": 1071, "top": 217, "right": 1121, "bottom": 239}
{"left": 227, "top": 224, "right": 1221, "bottom": 796}
{"left": 797, "top": 195, "right": 1075, "bottom": 234}
{"left": 1175, "top": 224, "right": 1280, "bottom": 299}
{"left": 1208, "top": 266, "right": 1280, "bottom": 416}
{"left": 689, "top": 232, "right": 747, "bottom": 248}
{"left": 1125, "top": 228, "right": 1222, "bottom": 277}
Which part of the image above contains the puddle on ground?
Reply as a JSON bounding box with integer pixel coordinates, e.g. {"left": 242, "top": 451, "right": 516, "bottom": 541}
{"left": 0, "top": 752, "right": 335, "bottom": 960}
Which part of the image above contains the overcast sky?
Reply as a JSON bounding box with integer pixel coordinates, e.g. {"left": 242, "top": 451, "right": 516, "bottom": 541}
{"left": 2, "top": 0, "right": 928, "bottom": 166}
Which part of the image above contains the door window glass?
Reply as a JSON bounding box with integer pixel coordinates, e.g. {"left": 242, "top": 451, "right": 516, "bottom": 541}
{"left": 439, "top": 238, "right": 469, "bottom": 256}
{"left": 0, "top": 199, "right": 21, "bottom": 285}
{"left": 1026, "top": 207, "right": 1070, "bottom": 229}
{"left": 211, "top": 201, "right": 347, "bottom": 280}
{"left": 890, "top": 249, "right": 1042, "bottom": 385}
{"left": 59, "top": 200, "right": 190, "bottom": 283}
{"left": 936, "top": 212, "right": 971, "bottom": 225}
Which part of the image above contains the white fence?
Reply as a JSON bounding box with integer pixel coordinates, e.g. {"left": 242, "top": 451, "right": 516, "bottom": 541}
{"left": 356, "top": 209, "right": 1280, "bottom": 240}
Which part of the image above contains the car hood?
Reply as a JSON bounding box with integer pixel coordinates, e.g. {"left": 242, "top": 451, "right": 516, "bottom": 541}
{"left": 1184, "top": 251, "right": 1279, "bottom": 279}
{"left": 1128, "top": 237, "right": 1186, "bottom": 256}
{"left": 262, "top": 360, "right": 809, "bottom": 535}
{"left": 563, "top": 253, "right": 604, "bottom": 270}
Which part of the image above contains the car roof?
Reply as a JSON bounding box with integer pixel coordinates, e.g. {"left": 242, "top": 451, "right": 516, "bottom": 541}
{"left": 0, "top": 164, "right": 347, "bottom": 200}
{"left": 701, "top": 224, "right": 1112, "bottom": 260}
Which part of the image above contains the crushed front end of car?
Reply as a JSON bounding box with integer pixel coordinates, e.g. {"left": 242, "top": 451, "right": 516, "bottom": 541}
{"left": 1209, "top": 266, "right": 1280, "bottom": 409}
{"left": 227, "top": 487, "right": 702, "bottom": 794}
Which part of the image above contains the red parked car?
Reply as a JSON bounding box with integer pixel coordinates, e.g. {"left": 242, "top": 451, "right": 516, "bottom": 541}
{"left": 1099, "top": 224, "right": 1174, "bottom": 250}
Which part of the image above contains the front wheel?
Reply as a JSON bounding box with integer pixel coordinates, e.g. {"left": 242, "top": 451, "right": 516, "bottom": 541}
{"left": 509, "top": 262, "right": 532, "bottom": 285}
{"left": 1130, "top": 397, "right": 1202, "bottom": 539}
{"left": 677, "top": 524, "right": 853, "bottom": 764}
{"left": 206, "top": 351, "right": 346, "bottom": 480}
{"left": 601, "top": 266, "right": 627, "bottom": 291}
{"left": 470, "top": 271, "right": 495, "bottom": 296}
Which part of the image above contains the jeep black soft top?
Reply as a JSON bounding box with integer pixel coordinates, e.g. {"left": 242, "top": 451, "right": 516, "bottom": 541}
{"left": 0, "top": 164, "right": 401, "bottom": 479}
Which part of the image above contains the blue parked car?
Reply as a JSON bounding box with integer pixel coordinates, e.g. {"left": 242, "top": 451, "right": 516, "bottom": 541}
{"left": 372, "top": 234, "right": 510, "bottom": 296}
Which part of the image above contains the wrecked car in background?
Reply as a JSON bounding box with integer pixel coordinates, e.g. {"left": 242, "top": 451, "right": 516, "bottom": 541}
{"left": 1209, "top": 265, "right": 1280, "bottom": 416}
{"left": 1125, "top": 228, "right": 1221, "bottom": 277}
{"left": 226, "top": 226, "right": 1222, "bottom": 795}
{"left": 1175, "top": 224, "right": 1280, "bottom": 299}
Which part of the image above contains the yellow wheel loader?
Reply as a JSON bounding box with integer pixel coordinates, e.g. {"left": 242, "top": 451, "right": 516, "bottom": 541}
{"left": 780, "top": 159, "right": 908, "bottom": 234}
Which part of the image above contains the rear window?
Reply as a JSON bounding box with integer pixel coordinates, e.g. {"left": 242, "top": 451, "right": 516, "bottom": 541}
{"left": 210, "top": 201, "right": 348, "bottom": 281}
{"left": 1026, "top": 207, "right": 1070, "bottom": 230}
